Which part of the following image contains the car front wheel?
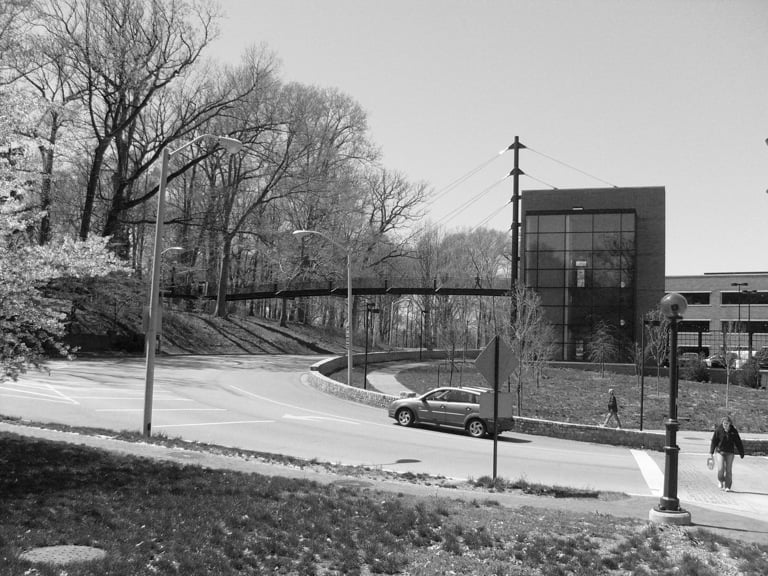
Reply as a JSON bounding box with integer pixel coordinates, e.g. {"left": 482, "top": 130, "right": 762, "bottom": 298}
{"left": 396, "top": 408, "right": 415, "bottom": 427}
{"left": 466, "top": 419, "right": 487, "bottom": 438}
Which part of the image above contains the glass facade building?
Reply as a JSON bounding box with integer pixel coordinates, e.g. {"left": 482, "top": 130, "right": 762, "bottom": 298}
{"left": 521, "top": 188, "right": 665, "bottom": 362}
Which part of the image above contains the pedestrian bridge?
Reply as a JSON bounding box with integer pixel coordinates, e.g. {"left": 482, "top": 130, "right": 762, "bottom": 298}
{"left": 169, "top": 276, "right": 514, "bottom": 301}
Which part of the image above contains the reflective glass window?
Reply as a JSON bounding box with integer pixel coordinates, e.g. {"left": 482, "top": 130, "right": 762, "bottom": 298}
{"left": 594, "top": 213, "right": 621, "bottom": 231}
{"left": 567, "top": 213, "right": 593, "bottom": 233}
{"left": 537, "top": 269, "right": 565, "bottom": 287}
{"left": 536, "top": 232, "right": 565, "bottom": 251}
{"left": 567, "top": 233, "right": 592, "bottom": 251}
{"left": 538, "top": 214, "right": 566, "bottom": 233}
{"left": 537, "top": 252, "right": 566, "bottom": 269}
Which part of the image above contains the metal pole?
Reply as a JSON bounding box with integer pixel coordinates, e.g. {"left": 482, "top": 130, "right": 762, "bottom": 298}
{"left": 658, "top": 314, "right": 681, "bottom": 511}
{"left": 492, "top": 336, "right": 500, "bottom": 479}
{"left": 640, "top": 321, "right": 645, "bottom": 431}
{"left": 347, "top": 252, "right": 353, "bottom": 387}
{"left": 143, "top": 147, "right": 169, "bottom": 437}
{"left": 363, "top": 304, "right": 369, "bottom": 389}
{"left": 509, "top": 136, "right": 523, "bottom": 327}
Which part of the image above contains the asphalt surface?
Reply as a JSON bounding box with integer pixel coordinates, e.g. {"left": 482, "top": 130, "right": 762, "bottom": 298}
{"left": 3, "top": 362, "right": 768, "bottom": 545}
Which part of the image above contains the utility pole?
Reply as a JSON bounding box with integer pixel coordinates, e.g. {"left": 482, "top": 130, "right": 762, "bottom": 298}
{"left": 508, "top": 136, "right": 525, "bottom": 327}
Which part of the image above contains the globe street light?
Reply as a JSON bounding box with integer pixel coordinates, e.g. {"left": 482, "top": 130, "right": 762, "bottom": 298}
{"left": 143, "top": 135, "right": 242, "bottom": 437}
{"left": 649, "top": 292, "right": 691, "bottom": 525}
{"left": 292, "top": 229, "right": 353, "bottom": 386}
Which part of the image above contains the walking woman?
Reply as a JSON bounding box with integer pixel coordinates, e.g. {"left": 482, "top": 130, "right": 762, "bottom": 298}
{"left": 602, "top": 389, "right": 621, "bottom": 428}
{"left": 709, "top": 415, "right": 745, "bottom": 491}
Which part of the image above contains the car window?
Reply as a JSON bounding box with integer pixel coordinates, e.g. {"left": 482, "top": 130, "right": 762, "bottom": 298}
{"left": 425, "top": 390, "right": 448, "bottom": 401}
{"left": 444, "top": 390, "right": 477, "bottom": 403}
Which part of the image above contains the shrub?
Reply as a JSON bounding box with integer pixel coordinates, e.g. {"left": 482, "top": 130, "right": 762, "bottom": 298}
{"left": 681, "top": 360, "right": 710, "bottom": 383}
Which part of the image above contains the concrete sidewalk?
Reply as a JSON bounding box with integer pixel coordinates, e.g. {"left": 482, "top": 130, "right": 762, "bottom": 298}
{"left": 2, "top": 420, "right": 767, "bottom": 545}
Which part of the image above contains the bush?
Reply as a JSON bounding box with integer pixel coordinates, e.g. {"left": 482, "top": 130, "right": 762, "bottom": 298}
{"left": 734, "top": 358, "right": 762, "bottom": 389}
{"left": 680, "top": 360, "right": 710, "bottom": 383}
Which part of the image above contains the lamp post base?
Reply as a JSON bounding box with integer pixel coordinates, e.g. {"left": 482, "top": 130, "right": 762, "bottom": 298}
{"left": 649, "top": 506, "right": 691, "bottom": 526}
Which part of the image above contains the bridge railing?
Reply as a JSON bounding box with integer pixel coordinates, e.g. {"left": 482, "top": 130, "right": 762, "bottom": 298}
{"left": 166, "top": 275, "right": 515, "bottom": 300}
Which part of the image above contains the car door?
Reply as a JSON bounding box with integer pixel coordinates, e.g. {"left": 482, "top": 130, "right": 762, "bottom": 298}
{"left": 416, "top": 390, "right": 449, "bottom": 424}
{"left": 441, "top": 390, "right": 477, "bottom": 428}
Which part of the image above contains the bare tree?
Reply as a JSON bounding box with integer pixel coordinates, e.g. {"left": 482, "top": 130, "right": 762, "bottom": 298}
{"left": 644, "top": 306, "right": 670, "bottom": 392}
{"left": 509, "top": 282, "right": 549, "bottom": 416}
{"left": 29, "top": 0, "right": 222, "bottom": 240}
{"left": 588, "top": 320, "right": 618, "bottom": 377}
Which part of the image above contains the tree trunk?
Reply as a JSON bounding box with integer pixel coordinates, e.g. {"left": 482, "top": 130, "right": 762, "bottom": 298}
{"left": 214, "top": 235, "right": 233, "bottom": 318}
{"left": 79, "top": 140, "right": 111, "bottom": 240}
{"left": 37, "top": 143, "right": 55, "bottom": 245}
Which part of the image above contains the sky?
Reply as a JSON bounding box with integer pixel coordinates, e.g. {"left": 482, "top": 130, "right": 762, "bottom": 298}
{"left": 210, "top": 0, "right": 768, "bottom": 277}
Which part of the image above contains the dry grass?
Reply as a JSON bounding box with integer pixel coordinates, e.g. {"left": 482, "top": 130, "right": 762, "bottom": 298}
{"left": 3, "top": 432, "right": 767, "bottom": 575}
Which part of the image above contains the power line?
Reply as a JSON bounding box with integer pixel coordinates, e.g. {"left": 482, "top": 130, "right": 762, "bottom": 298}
{"left": 470, "top": 201, "right": 511, "bottom": 232}
{"left": 523, "top": 172, "right": 559, "bottom": 190}
{"left": 424, "top": 145, "right": 511, "bottom": 207}
{"left": 526, "top": 145, "right": 618, "bottom": 188}
{"left": 435, "top": 175, "right": 507, "bottom": 226}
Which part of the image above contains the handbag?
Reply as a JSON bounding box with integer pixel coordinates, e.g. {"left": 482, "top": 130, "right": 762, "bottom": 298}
{"left": 706, "top": 456, "right": 714, "bottom": 470}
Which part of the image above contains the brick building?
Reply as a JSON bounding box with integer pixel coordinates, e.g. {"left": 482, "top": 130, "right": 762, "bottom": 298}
{"left": 521, "top": 186, "right": 666, "bottom": 361}
{"left": 666, "top": 272, "right": 768, "bottom": 358}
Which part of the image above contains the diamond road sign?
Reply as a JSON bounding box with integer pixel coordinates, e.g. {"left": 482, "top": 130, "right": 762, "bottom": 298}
{"left": 475, "top": 336, "right": 517, "bottom": 386}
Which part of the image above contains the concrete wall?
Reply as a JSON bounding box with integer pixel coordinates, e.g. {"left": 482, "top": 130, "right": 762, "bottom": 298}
{"left": 306, "top": 352, "right": 768, "bottom": 455}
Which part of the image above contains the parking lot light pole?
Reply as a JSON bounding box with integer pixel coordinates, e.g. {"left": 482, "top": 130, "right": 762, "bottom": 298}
{"left": 292, "top": 230, "right": 353, "bottom": 387}
{"left": 650, "top": 292, "right": 691, "bottom": 525}
{"left": 731, "top": 282, "right": 747, "bottom": 360}
{"left": 143, "top": 135, "right": 242, "bottom": 437}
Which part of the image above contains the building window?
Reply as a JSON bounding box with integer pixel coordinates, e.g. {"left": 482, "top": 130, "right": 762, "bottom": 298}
{"left": 525, "top": 209, "right": 636, "bottom": 362}
{"left": 679, "top": 292, "right": 710, "bottom": 305}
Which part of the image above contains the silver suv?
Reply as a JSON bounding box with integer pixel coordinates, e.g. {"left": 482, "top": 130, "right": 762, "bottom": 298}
{"left": 387, "top": 386, "right": 514, "bottom": 438}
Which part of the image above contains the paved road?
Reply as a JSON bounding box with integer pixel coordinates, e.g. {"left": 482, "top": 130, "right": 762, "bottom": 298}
{"left": 2, "top": 355, "right": 767, "bottom": 525}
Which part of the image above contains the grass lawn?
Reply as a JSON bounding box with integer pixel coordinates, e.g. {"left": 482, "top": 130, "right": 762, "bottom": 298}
{"left": 366, "top": 361, "right": 768, "bottom": 433}
{"left": 3, "top": 432, "right": 768, "bottom": 575}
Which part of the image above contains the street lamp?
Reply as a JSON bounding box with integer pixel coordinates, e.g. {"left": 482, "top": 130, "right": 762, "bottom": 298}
{"left": 292, "top": 229, "right": 353, "bottom": 387}
{"left": 650, "top": 292, "right": 691, "bottom": 525}
{"left": 143, "top": 134, "right": 242, "bottom": 437}
{"left": 744, "top": 289, "right": 758, "bottom": 357}
{"left": 731, "top": 282, "right": 748, "bottom": 363}
{"left": 363, "top": 301, "right": 380, "bottom": 389}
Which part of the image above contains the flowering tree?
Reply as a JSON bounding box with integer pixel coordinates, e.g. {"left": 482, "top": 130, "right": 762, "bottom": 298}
{"left": 0, "top": 98, "right": 125, "bottom": 380}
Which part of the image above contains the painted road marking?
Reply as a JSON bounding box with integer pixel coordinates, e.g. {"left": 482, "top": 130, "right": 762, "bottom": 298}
{"left": 631, "top": 449, "right": 663, "bottom": 496}
{"left": 95, "top": 408, "right": 227, "bottom": 412}
{"left": 0, "top": 384, "right": 78, "bottom": 405}
{"left": 154, "top": 420, "right": 275, "bottom": 429}
{"left": 284, "top": 414, "right": 360, "bottom": 424}
{"left": 230, "top": 385, "right": 362, "bottom": 425}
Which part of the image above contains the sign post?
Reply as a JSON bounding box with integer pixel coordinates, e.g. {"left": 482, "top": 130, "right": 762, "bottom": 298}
{"left": 475, "top": 335, "right": 517, "bottom": 478}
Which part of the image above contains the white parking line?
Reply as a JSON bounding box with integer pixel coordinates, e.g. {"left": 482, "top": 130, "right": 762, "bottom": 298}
{"left": 631, "top": 449, "right": 663, "bottom": 496}
{"left": 95, "top": 408, "right": 227, "bottom": 413}
{"left": 284, "top": 414, "right": 359, "bottom": 424}
{"left": 0, "top": 385, "right": 79, "bottom": 405}
{"left": 154, "top": 420, "right": 274, "bottom": 429}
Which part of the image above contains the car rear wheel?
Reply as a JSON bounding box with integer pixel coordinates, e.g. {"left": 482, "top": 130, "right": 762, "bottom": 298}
{"left": 396, "top": 408, "right": 415, "bottom": 427}
{"left": 466, "top": 419, "right": 487, "bottom": 438}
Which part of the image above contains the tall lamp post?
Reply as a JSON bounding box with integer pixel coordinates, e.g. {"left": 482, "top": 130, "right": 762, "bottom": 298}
{"left": 649, "top": 292, "right": 691, "bottom": 525}
{"left": 731, "top": 282, "right": 747, "bottom": 362}
{"left": 363, "top": 301, "right": 380, "bottom": 389}
{"left": 744, "top": 289, "right": 757, "bottom": 358}
{"left": 143, "top": 135, "right": 242, "bottom": 437}
{"left": 293, "top": 230, "right": 353, "bottom": 387}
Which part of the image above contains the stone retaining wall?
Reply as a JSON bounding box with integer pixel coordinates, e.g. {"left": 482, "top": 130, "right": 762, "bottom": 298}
{"left": 307, "top": 352, "right": 768, "bottom": 455}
